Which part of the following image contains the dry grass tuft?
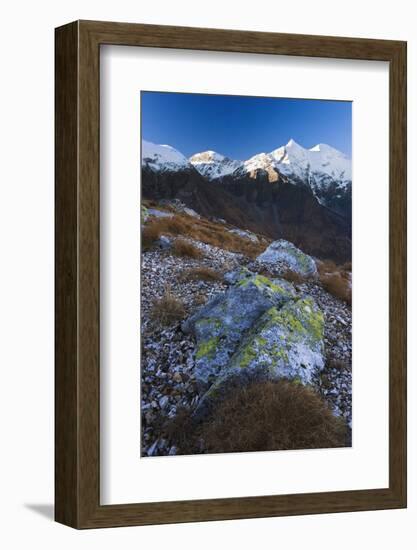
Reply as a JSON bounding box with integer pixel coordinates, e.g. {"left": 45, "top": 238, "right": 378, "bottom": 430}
{"left": 141, "top": 212, "right": 267, "bottom": 258}
{"left": 172, "top": 239, "right": 203, "bottom": 259}
{"left": 178, "top": 266, "right": 222, "bottom": 282}
{"left": 167, "top": 379, "right": 347, "bottom": 455}
{"left": 149, "top": 286, "right": 186, "bottom": 326}
{"left": 318, "top": 260, "right": 352, "bottom": 305}
{"left": 320, "top": 272, "right": 351, "bottom": 305}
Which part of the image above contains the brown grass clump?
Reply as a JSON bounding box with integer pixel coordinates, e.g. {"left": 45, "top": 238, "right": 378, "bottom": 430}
{"left": 321, "top": 272, "right": 352, "bottom": 305}
{"left": 141, "top": 212, "right": 267, "bottom": 258}
{"left": 142, "top": 216, "right": 189, "bottom": 250}
{"left": 178, "top": 266, "right": 222, "bottom": 282}
{"left": 168, "top": 379, "right": 347, "bottom": 455}
{"left": 317, "top": 260, "right": 352, "bottom": 305}
{"left": 142, "top": 223, "right": 161, "bottom": 249}
{"left": 172, "top": 239, "right": 203, "bottom": 259}
{"left": 149, "top": 287, "right": 186, "bottom": 326}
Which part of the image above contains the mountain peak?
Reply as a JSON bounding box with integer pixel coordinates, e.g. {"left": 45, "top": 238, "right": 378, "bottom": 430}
{"left": 286, "top": 138, "right": 303, "bottom": 148}
{"left": 189, "top": 150, "right": 226, "bottom": 164}
{"left": 142, "top": 139, "right": 190, "bottom": 172}
{"left": 189, "top": 150, "right": 242, "bottom": 180}
{"left": 309, "top": 143, "right": 347, "bottom": 157}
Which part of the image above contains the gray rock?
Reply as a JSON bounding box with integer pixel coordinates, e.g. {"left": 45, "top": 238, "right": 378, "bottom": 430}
{"left": 229, "top": 228, "right": 259, "bottom": 242}
{"left": 182, "top": 274, "right": 296, "bottom": 389}
{"left": 256, "top": 239, "right": 317, "bottom": 277}
{"left": 147, "top": 208, "right": 174, "bottom": 219}
{"left": 155, "top": 235, "right": 172, "bottom": 250}
{"left": 182, "top": 207, "right": 200, "bottom": 218}
{"left": 193, "top": 295, "right": 325, "bottom": 419}
{"left": 147, "top": 439, "right": 160, "bottom": 456}
{"left": 228, "top": 297, "right": 325, "bottom": 385}
{"left": 159, "top": 395, "right": 169, "bottom": 409}
{"left": 158, "top": 199, "right": 200, "bottom": 218}
{"left": 223, "top": 266, "right": 253, "bottom": 285}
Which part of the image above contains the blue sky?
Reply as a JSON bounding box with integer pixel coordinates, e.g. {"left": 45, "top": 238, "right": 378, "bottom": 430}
{"left": 141, "top": 91, "right": 352, "bottom": 160}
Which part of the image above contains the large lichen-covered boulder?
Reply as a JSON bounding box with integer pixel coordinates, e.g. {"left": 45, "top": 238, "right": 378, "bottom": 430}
{"left": 229, "top": 297, "right": 325, "bottom": 385}
{"left": 256, "top": 239, "right": 317, "bottom": 277}
{"left": 193, "top": 295, "right": 325, "bottom": 419}
{"left": 182, "top": 274, "right": 295, "bottom": 388}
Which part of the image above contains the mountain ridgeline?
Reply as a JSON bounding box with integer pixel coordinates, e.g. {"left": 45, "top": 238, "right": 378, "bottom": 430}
{"left": 141, "top": 139, "right": 352, "bottom": 263}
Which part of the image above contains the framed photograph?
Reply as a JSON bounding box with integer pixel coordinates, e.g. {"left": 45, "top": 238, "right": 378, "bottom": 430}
{"left": 55, "top": 20, "right": 406, "bottom": 528}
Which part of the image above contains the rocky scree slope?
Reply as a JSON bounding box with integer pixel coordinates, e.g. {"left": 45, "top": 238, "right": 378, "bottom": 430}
{"left": 141, "top": 206, "right": 352, "bottom": 456}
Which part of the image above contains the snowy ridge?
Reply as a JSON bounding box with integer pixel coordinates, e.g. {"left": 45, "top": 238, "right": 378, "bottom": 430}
{"left": 142, "top": 140, "right": 191, "bottom": 172}
{"left": 189, "top": 150, "right": 242, "bottom": 179}
{"left": 272, "top": 139, "right": 351, "bottom": 185}
{"left": 245, "top": 139, "right": 351, "bottom": 188}
{"left": 141, "top": 138, "right": 351, "bottom": 208}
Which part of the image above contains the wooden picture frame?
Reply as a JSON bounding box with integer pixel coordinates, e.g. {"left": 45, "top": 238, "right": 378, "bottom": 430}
{"left": 55, "top": 20, "right": 407, "bottom": 528}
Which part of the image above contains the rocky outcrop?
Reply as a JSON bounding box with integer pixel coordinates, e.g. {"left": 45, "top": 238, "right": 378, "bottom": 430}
{"left": 182, "top": 273, "right": 296, "bottom": 389}
{"left": 183, "top": 271, "right": 325, "bottom": 411}
{"left": 257, "top": 239, "right": 317, "bottom": 277}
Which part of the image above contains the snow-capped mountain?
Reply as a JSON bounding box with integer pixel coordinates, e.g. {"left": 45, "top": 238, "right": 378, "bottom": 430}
{"left": 141, "top": 138, "right": 352, "bottom": 219}
{"left": 238, "top": 138, "right": 351, "bottom": 187}
{"left": 191, "top": 139, "right": 351, "bottom": 216}
{"left": 189, "top": 150, "right": 242, "bottom": 179}
{"left": 240, "top": 152, "right": 281, "bottom": 183}
{"left": 269, "top": 139, "right": 351, "bottom": 186}
{"left": 142, "top": 140, "right": 191, "bottom": 173}
{"left": 141, "top": 138, "right": 352, "bottom": 262}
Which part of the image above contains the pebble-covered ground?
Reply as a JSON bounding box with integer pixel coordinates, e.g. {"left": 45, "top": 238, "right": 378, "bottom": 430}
{"left": 141, "top": 241, "right": 243, "bottom": 455}
{"left": 141, "top": 237, "right": 352, "bottom": 456}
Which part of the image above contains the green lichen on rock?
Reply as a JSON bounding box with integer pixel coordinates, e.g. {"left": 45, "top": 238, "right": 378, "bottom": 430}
{"left": 262, "top": 297, "right": 324, "bottom": 345}
{"left": 224, "top": 266, "right": 252, "bottom": 285}
{"left": 236, "top": 274, "right": 295, "bottom": 302}
{"left": 229, "top": 297, "right": 324, "bottom": 384}
{"left": 182, "top": 273, "right": 296, "bottom": 389}
{"left": 238, "top": 274, "right": 285, "bottom": 293}
{"left": 256, "top": 239, "right": 317, "bottom": 277}
{"left": 141, "top": 205, "right": 149, "bottom": 224}
{"left": 237, "top": 336, "right": 265, "bottom": 369}
{"left": 195, "top": 336, "right": 219, "bottom": 360}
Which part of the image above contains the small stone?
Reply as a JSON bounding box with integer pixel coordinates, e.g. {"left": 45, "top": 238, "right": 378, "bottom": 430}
{"left": 173, "top": 372, "right": 183, "bottom": 383}
{"left": 147, "top": 439, "right": 159, "bottom": 456}
{"left": 159, "top": 395, "right": 169, "bottom": 409}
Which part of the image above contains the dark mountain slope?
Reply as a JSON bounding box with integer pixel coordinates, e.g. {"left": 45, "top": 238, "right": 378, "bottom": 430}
{"left": 142, "top": 166, "right": 351, "bottom": 263}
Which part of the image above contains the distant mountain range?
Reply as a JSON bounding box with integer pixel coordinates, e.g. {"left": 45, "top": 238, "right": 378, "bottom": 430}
{"left": 141, "top": 139, "right": 352, "bottom": 262}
